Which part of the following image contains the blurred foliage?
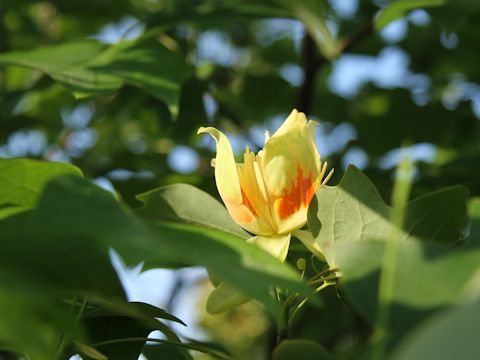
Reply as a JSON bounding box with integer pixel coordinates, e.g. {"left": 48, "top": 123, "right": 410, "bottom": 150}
{"left": 1, "top": 0, "right": 480, "bottom": 359}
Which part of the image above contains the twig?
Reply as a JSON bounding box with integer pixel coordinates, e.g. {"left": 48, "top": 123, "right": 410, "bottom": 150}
{"left": 296, "top": 33, "right": 324, "bottom": 114}
{"left": 296, "top": 21, "right": 374, "bottom": 115}
{"left": 288, "top": 281, "right": 335, "bottom": 326}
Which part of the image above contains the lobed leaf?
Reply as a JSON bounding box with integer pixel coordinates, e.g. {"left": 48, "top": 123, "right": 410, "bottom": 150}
{"left": 308, "top": 165, "right": 468, "bottom": 266}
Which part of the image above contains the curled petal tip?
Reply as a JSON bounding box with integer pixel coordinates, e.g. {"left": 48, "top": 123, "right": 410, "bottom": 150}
{"left": 197, "top": 126, "right": 207, "bottom": 135}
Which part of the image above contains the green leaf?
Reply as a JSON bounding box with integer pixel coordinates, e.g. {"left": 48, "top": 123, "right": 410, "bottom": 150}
{"left": 88, "top": 37, "right": 192, "bottom": 110}
{"left": 308, "top": 166, "right": 475, "bottom": 350}
{"left": 136, "top": 183, "right": 250, "bottom": 239}
{"left": 0, "top": 158, "right": 82, "bottom": 218}
{"left": 3, "top": 175, "right": 310, "bottom": 319}
{"left": 146, "top": 2, "right": 288, "bottom": 31}
{"left": 335, "top": 239, "right": 480, "bottom": 349}
{"left": 0, "top": 294, "right": 79, "bottom": 360}
{"left": 0, "top": 165, "right": 126, "bottom": 358}
{"left": 143, "top": 344, "right": 193, "bottom": 360}
{"left": 142, "top": 222, "right": 312, "bottom": 317}
{"left": 82, "top": 302, "right": 187, "bottom": 360}
{"left": 279, "top": 0, "right": 339, "bottom": 59}
{"left": 0, "top": 37, "right": 191, "bottom": 109}
{"left": 82, "top": 301, "right": 186, "bottom": 327}
{"left": 74, "top": 342, "right": 107, "bottom": 360}
{"left": 391, "top": 298, "right": 480, "bottom": 360}
{"left": 273, "top": 339, "right": 331, "bottom": 360}
{"left": 308, "top": 166, "right": 468, "bottom": 266}
{"left": 375, "top": 0, "right": 447, "bottom": 30}
{"left": 0, "top": 41, "right": 122, "bottom": 96}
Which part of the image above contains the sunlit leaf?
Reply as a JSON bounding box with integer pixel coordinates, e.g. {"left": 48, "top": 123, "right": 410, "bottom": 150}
{"left": 136, "top": 183, "right": 250, "bottom": 239}
{"left": 0, "top": 38, "right": 191, "bottom": 109}
{"left": 375, "top": 0, "right": 447, "bottom": 30}
{"left": 0, "top": 158, "right": 82, "bottom": 218}
{"left": 308, "top": 165, "right": 468, "bottom": 266}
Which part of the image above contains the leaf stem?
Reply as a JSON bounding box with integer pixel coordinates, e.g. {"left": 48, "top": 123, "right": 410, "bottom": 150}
{"left": 288, "top": 281, "right": 335, "bottom": 326}
{"left": 76, "top": 297, "right": 88, "bottom": 321}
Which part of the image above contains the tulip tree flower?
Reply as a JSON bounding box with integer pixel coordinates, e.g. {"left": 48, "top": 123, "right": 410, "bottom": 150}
{"left": 198, "top": 109, "right": 333, "bottom": 313}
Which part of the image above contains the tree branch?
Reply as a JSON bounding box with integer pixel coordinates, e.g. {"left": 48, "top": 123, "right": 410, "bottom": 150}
{"left": 296, "top": 21, "right": 374, "bottom": 115}
{"left": 296, "top": 33, "right": 323, "bottom": 114}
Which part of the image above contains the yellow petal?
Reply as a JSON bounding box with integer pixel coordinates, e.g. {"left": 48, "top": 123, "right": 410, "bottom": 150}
{"left": 236, "top": 148, "right": 277, "bottom": 235}
{"left": 292, "top": 229, "right": 325, "bottom": 260}
{"left": 248, "top": 233, "right": 291, "bottom": 262}
{"left": 259, "top": 109, "right": 322, "bottom": 234}
{"left": 198, "top": 110, "right": 332, "bottom": 237}
{"left": 197, "top": 127, "right": 242, "bottom": 204}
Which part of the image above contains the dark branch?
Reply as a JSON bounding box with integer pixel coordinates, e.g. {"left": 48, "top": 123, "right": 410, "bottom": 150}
{"left": 296, "top": 21, "right": 374, "bottom": 115}
{"left": 296, "top": 33, "right": 323, "bottom": 114}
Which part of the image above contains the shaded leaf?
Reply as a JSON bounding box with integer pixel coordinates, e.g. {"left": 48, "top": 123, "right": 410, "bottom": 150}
{"left": 83, "top": 301, "right": 186, "bottom": 327}
{"left": 335, "top": 238, "right": 480, "bottom": 349}
{"left": 143, "top": 344, "right": 193, "bottom": 360}
{"left": 74, "top": 342, "right": 107, "bottom": 360}
{"left": 82, "top": 303, "right": 187, "bottom": 360}
{"left": 4, "top": 175, "right": 310, "bottom": 319}
{"left": 391, "top": 298, "right": 480, "bottom": 360}
{"left": 273, "top": 339, "right": 331, "bottom": 360}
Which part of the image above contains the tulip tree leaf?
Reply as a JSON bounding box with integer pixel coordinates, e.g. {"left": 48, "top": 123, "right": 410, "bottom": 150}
{"left": 0, "top": 294, "right": 79, "bottom": 360}
{"left": 273, "top": 339, "right": 331, "bottom": 360}
{"left": 279, "top": 0, "right": 338, "bottom": 59}
{"left": 142, "top": 344, "right": 193, "bottom": 360}
{"left": 308, "top": 165, "right": 468, "bottom": 266}
{"left": 0, "top": 41, "right": 121, "bottom": 96}
{"left": 82, "top": 301, "right": 186, "bottom": 326}
{"left": 0, "top": 158, "right": 82, "bottom": 218}
{"left": 136, "top": 183, "right": 250, "bottom": 239}
{"left": 335, "top": 239, "right": 480, "bottom": 342}
{"left": 0, "top": 37, "right": 191, "bottom": 108}
{"left": 307, "top": 166, "right": 473, "bottom": 350}
{"left": 375, "top": 0, "right": 447, "bottom": 30}
{"left": 81, "top": 302, "right": 189, "bottom": 360}
{"left": 1, "top": 175, "right": 310, "bottom": 319}
{"left": 391, "top": 297, "right": 480, "bottom": 360}
{"left": 87, "top": 37, "right": 192, "bottom": 109}
{"left": 74, "top": 342, "right": 107, "bottom": 360}
{"left": 0, "top": 199, "right": 127, "bottom": 300}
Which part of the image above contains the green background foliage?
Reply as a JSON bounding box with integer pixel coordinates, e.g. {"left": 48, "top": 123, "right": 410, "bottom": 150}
{"left": 0, "top": 0, "right": 479, "bottom": 359}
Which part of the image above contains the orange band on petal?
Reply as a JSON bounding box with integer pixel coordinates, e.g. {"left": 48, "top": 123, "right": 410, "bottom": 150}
{"left": 224, "top": 199, "right": 255, "bottom": 224}
{"left": 275, "top": 167, "right": 318, "bottom": 220}
{"left": 241, "top": 188, "right": 258, "bottom": 217}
